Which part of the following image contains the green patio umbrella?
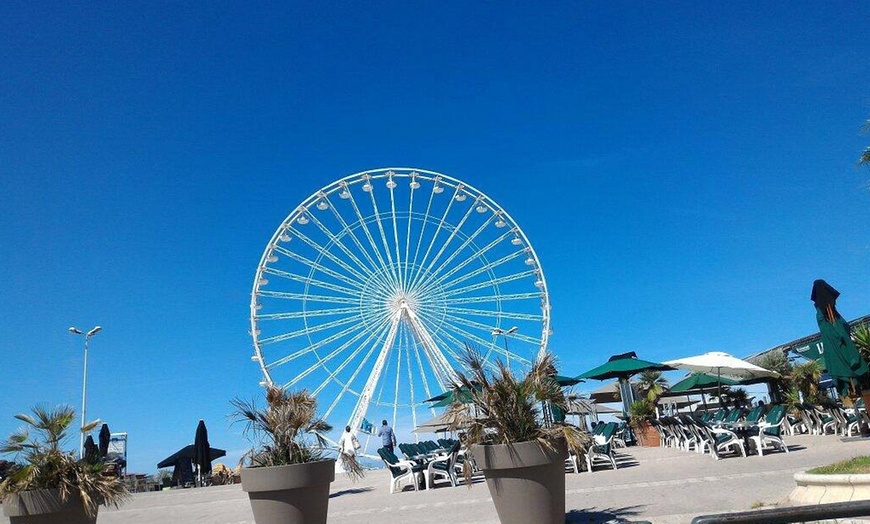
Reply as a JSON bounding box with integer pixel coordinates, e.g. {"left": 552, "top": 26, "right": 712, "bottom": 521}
{"left": 669, "top": 372, "right": 742, "bottom": 412}
{"left": 811, "top": 279, "right": 869, "bottom": 397}
{"left": 669, "top": 373, "right": 741, "bottom": 393}
{"left": 426, "top": 384, "right": 482, "bottom": 408}
{"left": 576, "top": 351, "right": 674, "bottom": 417}
{"left": 555, "top": 375, "right": 582, "bottom": 387}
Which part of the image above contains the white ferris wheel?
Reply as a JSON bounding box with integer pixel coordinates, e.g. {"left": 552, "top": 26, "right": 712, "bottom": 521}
{"left": 249, "top": 168, "right": 551, "bottom": 455}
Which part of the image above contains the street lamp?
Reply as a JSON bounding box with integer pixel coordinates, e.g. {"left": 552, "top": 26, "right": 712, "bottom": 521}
{"left": 491, "top": 326, "right": 518, "bottom": 367}
{"left": 69, "top": 325, "right": 102, "bottom": 457}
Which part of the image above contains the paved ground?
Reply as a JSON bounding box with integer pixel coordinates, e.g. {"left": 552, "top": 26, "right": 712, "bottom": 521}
{"left": 2, "top": 434, "right": 868, "bottom": 523}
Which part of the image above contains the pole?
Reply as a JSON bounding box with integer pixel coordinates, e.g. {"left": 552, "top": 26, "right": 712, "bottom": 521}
{"left": 80, "top": 335, "right": 90, "bottom": 458}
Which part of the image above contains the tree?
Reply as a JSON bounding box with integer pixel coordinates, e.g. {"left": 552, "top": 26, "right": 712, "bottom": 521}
{"left": 633, "top": 370, "right": 669, "bottom": 404}
{"left": 852, "top": 322, "right": 870, "bottom": 364}
{"left": 791, "top": 360, "right": 824, "bottom": 404}
{"left": 749, "top": 350, "right": 793, "bottom": 402}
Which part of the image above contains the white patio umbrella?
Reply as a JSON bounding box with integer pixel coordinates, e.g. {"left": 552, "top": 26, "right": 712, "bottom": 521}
{"left": 663, "top": 351, "right": 779, "bottom": 397}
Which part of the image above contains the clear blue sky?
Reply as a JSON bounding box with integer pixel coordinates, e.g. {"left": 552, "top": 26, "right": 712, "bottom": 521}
{"left": 1, "top": 2, "right": 868, "bottom": 473}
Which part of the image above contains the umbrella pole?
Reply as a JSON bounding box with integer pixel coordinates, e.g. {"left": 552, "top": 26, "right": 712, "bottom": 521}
{"left": 700, "top": 388, "right": 708, "bottom": 411}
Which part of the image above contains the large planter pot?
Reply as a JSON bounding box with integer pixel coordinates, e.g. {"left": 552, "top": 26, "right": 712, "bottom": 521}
{"left": 241, "top": 459, "right": 335, "bottom": 524}
{"left": 632, "top": 420, "right": 660, "bottom": 447}
{"left": 2, "top": 488, "right": 96, "bottom": 524}
{"left": 470, "top": 439, "right": 567, "bottom": 524}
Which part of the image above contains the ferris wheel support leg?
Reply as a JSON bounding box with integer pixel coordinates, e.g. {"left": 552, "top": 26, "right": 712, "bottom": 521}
{"left": 405, "top": 309, "right": 455, "bottom": 390}
{"left": 347, "top": 311, "right": 401, "bottom": 436}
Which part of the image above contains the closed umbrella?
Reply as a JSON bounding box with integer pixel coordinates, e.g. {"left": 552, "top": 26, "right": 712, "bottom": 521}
{"left": 83, "top": 435, "right": 100, "bottom": 464}
{"left": 811, "top": 279, "right": 869, "bottom": 397}
{"left": 193, "top": 420, "right": 212, "bottom": 487}
{"left": 98, "top": 423, "right": 111, "bottom": 458}
{"left": 576, "top": 351, "right": 674, "bottom": 417}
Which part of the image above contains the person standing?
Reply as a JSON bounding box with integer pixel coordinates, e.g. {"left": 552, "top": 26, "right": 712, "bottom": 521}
{"left": 378, "top": 419, "right": 396, "bottom": 454}
{"left": 338, "top": 425, "right": 360, "bottom": 458}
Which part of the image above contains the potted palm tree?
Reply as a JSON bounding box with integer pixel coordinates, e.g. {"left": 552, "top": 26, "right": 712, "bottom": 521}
{"left": 232, "top": 385, "right": 362, "bottom": 524}
{"left": 632, "top": 370, "right": 668, "bottom": 446}
{"left": 628, "top": 399, "right": 658, "bottom": 447}
{"left": 446, "top": 346, "right": 588, "bottom": 524}
{"left": 0, "top": 405, "right": 128, "bottom": 524}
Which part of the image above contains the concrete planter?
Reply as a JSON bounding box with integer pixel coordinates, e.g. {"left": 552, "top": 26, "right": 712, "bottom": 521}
{"left": 2, "top": 489, "right": 96, "bottom": 524}
{"left": 471, "top": 440, "right": 567, "bottom": 524}
{"left": 790, "top": 472, "right": 870, "bottom": 505}
{"left": 241, "top": 459, "right": 336, "bottom": 524}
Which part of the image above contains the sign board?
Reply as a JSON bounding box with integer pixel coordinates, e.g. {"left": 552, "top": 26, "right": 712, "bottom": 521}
{"left": 108, "top": 432, "right": 127, "bottom": 461}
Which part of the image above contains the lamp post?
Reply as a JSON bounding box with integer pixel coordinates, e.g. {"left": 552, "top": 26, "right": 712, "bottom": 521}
{"left": 69, "top": 325, "right": 102, "bottom": 457}
{"left": 491, "top": 326, "right": 518, "bottom": 367}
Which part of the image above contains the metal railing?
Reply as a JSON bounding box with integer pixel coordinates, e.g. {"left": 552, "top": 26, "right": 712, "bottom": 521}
{"left": 691, "top": 500, "right": 870, "bottom": 524}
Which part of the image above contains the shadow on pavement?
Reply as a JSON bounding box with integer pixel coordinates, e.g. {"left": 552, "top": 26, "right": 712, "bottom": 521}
{"left": 330, "top": 487, "right": 374, "bottom": 498}
{"left": 565, "top": 505, "right": 648, "bottom": 523}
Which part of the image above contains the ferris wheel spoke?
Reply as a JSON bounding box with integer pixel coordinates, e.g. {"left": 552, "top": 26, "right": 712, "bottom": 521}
{"left": 275, "top": 229, "right": 374, "bottom": 288}
{"left": 311, "top": 198, "right": 397, "bottom": 295}
{"left": 406, "top": 185, "right": 459, "bottom": 293}
{"left": 408, "top": 325, "right": 437, "bottom": 407}
{"left": 391, "top": 326, "right": 405, "bottom": 426}
{"left": 415, "top": 248, "right": 527, "bottom": 299}
{"left": 323, "top": 192, "right": 392, "bottom": 286}
{"left": 265, "top": 321, "right": 368, "bottom": 370}
{"left": 321, "top": 319, "right": 394, "bottom": 423}
{"left": 404, "top": 308, "right": 455, "bottom": 388}
{"left": 437, "top": 316, "right": 531, "bottom": 366}
{"left": 386, "top": 174, "right": 405, "bottom": 289}
{"left": 259, "top": 314, "right": 363, "bottom": 347}
{"left": 402, "top": 176, "right": 417, "bottom": 289}
{"left": 262, "top": 267, "right": 360, "bottom": 297}
{"left": 440, "top": 269, "right": 538, "bottom": 298}
{"left": 446, "top": 312, "right": 541, "bottom": 348}
{"left": 257, "top": 306, "right": 362, "bottom": 321}
{"left": 305, "top": 318, "right": 394, "bottom": 394}
{"left": 443, "top": 292, "right": 543, "bottom": 305}
{"left": 344, "top": 188, "right": 398, "bottom": 288}
{"left": 287, "top": 325, "right": 383, "bottom": 391}
{"left": 440, "top": 311, "right": 530, "bottom": 355}
{"left": 442, "top": 306, "right": 543, "bottom": 322}
{"left": 365, "top": 189, "right": 401, "bottom": 286}
{"left": 256, "top": 290, "right": 359, "bottom": 305}
{"left": 269, "top": 245, "right": 363, "bottom": 291}
{"left": 412, "top": 312, "right": 468, "bottom": 366}
{"left": 408, "top": 197, "right": 476, "bottom": 292}
{"left": 409, "top": 179, "right": 438, "bottom": 281}
{"left": 415, "top": 212, "right": 495, "bottom": 293}
{"left": 412, "top": 230, "right": 517, "bottom": 296}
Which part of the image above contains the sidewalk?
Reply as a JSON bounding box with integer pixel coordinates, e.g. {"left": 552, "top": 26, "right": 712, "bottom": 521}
{"left": 1, "top": 434, "right": 865, "bottom": 523}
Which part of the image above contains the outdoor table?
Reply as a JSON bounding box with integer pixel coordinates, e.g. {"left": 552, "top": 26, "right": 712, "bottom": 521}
{"left": 729, "top": 421, "right": 756, "bottom": 455}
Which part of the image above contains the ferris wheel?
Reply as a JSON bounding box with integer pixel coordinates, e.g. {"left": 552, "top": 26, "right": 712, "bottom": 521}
{"left": 249, "top": 168, "right": 551, "bottom": 454}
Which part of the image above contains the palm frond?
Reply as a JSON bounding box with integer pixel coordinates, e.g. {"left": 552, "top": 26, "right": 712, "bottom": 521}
{"left": 231, "top": 385, "right": 363, "bottom": 481}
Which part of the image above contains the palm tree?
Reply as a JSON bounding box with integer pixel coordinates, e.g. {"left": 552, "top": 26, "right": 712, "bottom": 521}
{"left": 791, "top": 360, "right": 824, "bottom": 404}
{"left": 852, "top": 322, "right": 870, "bottom": 364}
{"left": 634, "top": 370, "right": 669, "bottom": 404}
